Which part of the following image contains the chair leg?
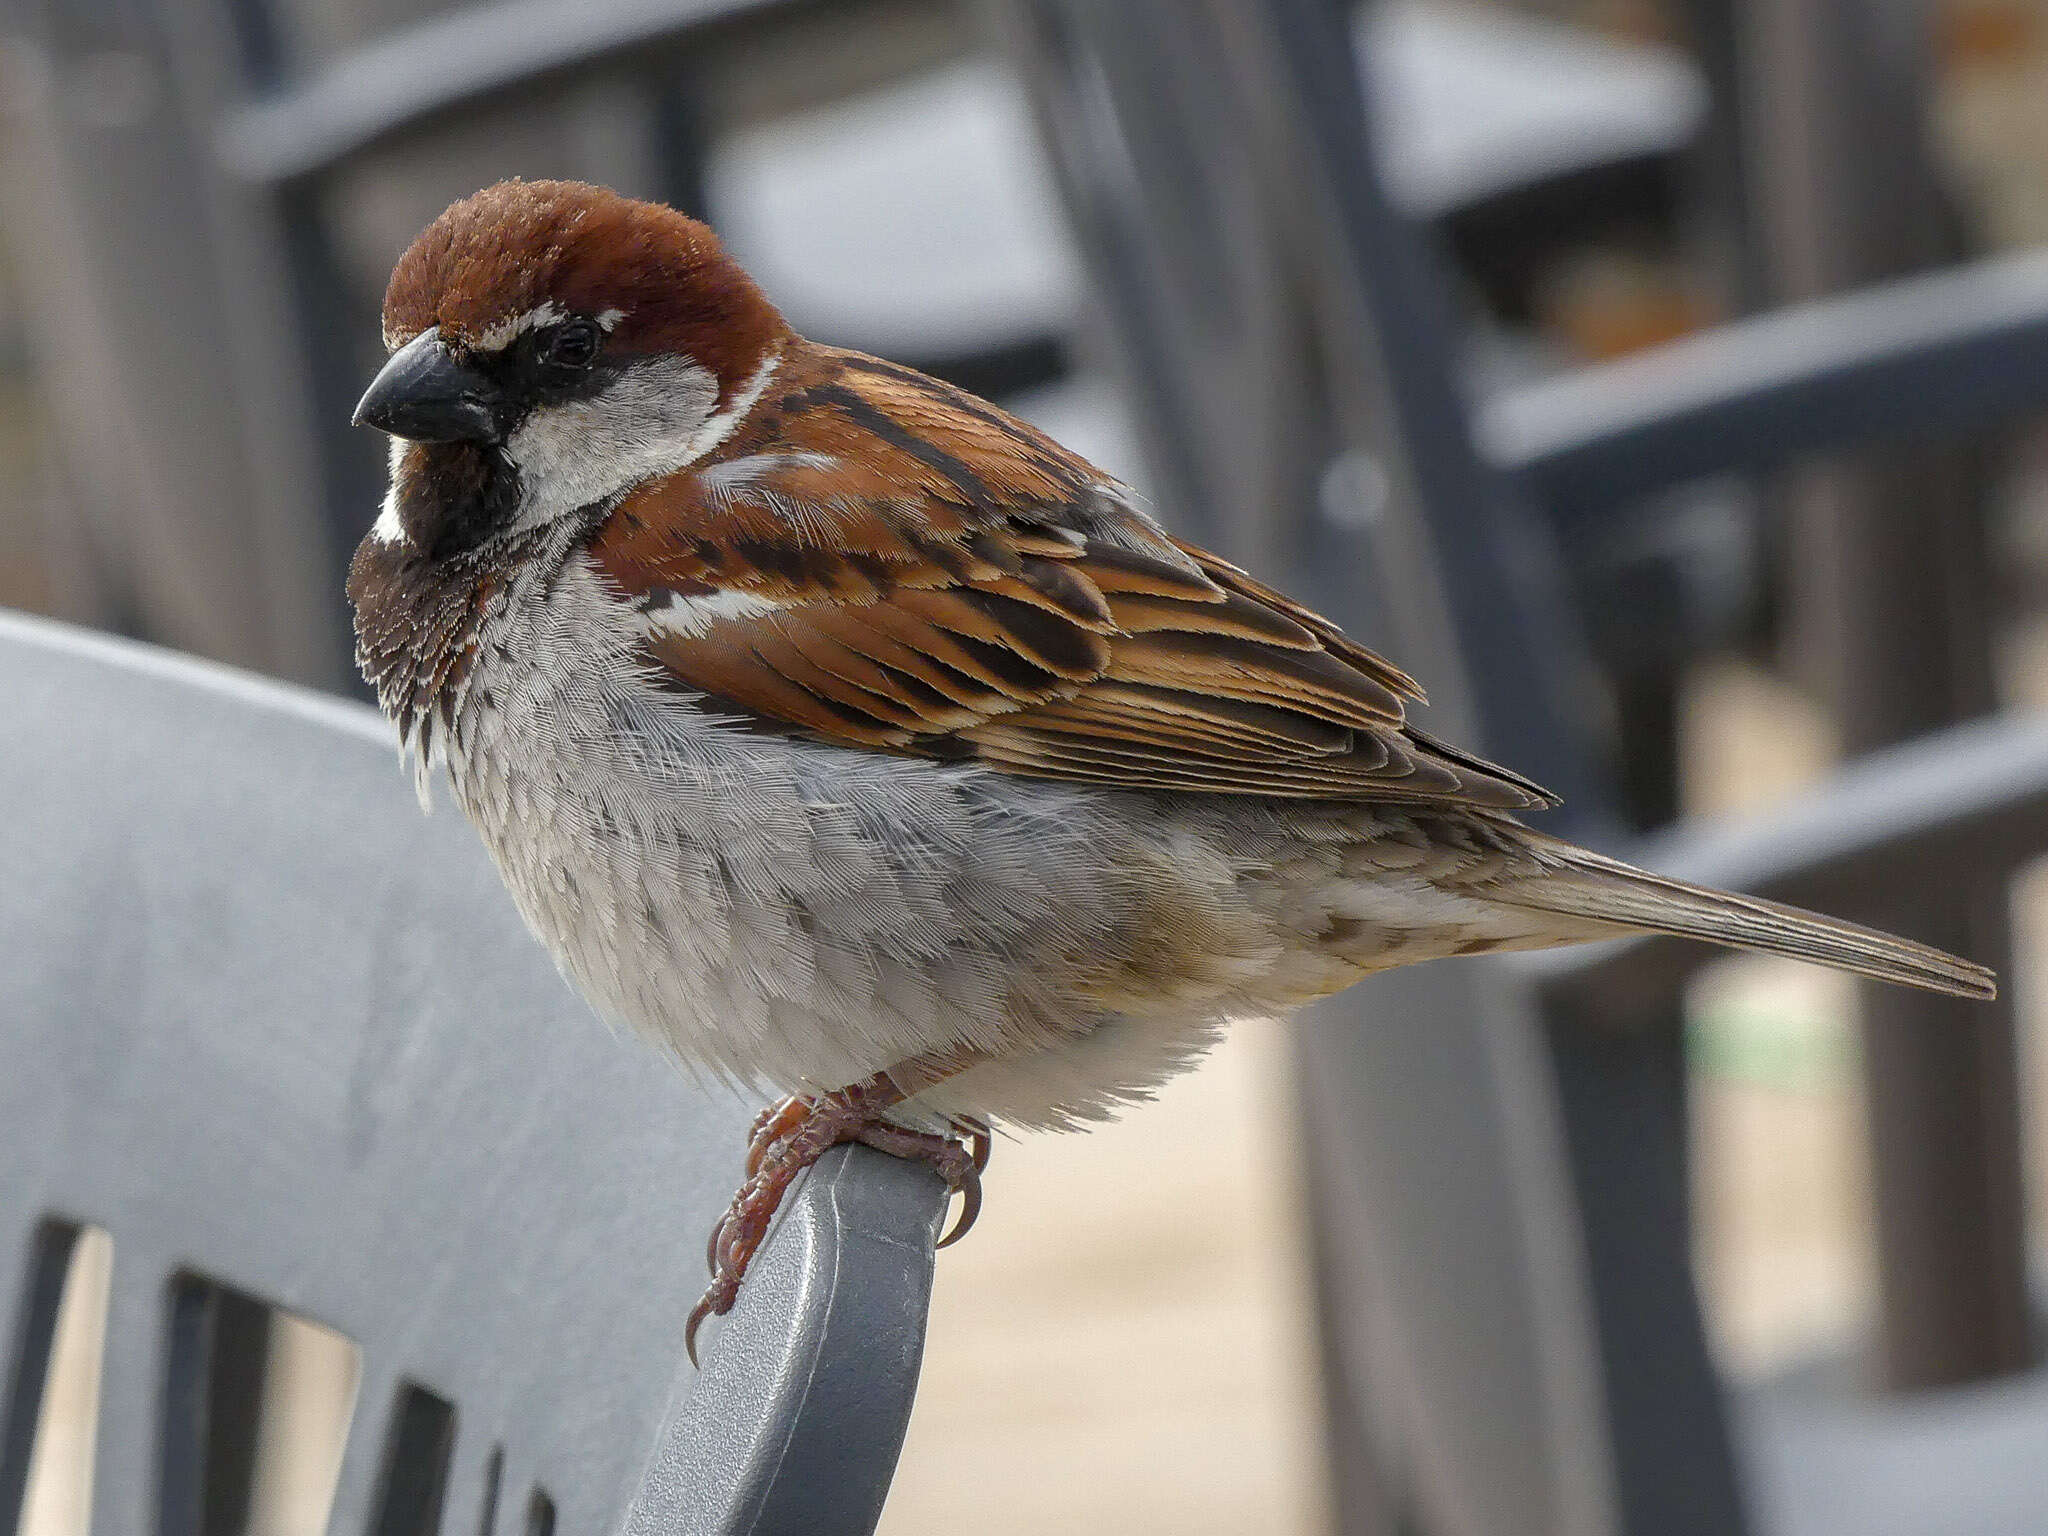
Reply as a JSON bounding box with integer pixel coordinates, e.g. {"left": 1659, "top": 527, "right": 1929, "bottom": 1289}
{"left": 1541, "top": 995, "right": 1750, "bottom": 1536}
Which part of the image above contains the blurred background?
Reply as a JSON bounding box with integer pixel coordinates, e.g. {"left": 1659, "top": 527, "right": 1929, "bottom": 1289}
{"left": 8, "top": 0, "right": 2048, "bottom": 1531}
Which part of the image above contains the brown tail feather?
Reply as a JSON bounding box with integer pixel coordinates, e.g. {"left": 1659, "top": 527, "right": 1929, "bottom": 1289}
{"left": 1494, "top": 834, "right": 1997, "bottom": 1001}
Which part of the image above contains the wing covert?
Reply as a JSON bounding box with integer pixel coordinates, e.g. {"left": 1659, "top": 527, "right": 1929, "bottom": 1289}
{"left": 585, "top": 343, "right": 1555, "bottom": 811}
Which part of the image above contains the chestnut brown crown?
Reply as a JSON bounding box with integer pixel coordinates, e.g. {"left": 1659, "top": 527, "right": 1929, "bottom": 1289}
{"left": 380, "top": 179, "right": 786, "bottom": 402}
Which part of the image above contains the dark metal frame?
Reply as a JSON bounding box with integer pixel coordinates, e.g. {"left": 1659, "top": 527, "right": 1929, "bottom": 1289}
{"left": 217, "top": 0, "right": 834, "bottom": 185}
{"left": 1489, "top": 247, "right": 2048, "bottom": 529}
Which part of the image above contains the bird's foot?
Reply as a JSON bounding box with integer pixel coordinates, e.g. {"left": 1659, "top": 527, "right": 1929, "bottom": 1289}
{"left": 686, "top": 1085, "right": 988, "bottom": 1364}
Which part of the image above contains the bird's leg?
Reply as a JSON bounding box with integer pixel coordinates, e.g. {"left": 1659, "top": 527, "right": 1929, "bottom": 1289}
{"left": 687, "top": 1053, "right": 987, "bottom": 1364}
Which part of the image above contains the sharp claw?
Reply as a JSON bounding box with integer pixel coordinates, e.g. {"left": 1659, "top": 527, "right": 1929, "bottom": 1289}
{"left": 695, "top": 1089, "right": 993, "bottom": 1349}
{"left": 937, "top": 1165, "right": 982, "bottom": 1248}
{"left": 685, "top": 1294, "right": 714, "bottom": 1368}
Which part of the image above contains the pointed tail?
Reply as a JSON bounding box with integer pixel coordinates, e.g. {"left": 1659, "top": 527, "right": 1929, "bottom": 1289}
{"left": 1494, "top": 833, "right": 1997, "bottom": 1000}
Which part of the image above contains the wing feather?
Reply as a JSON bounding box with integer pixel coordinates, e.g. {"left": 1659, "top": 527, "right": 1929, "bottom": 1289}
{"left": 589, "top": 342, "right": 1555, "bottom": 811}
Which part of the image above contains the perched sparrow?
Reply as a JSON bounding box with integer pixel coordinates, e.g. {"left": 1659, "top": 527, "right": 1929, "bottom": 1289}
{"left": 348, "top": 180, "right": 1993, "bottom": 1357}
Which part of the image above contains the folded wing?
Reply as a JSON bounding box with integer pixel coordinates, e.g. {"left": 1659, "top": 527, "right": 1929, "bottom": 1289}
{"left": 585, "top": 344, "right": 1554, "bottom": 812}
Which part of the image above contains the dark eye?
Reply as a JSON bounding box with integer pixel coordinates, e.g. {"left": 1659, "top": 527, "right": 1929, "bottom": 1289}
{"left": 541, "top": 319, "right": 601, "bottom": 373}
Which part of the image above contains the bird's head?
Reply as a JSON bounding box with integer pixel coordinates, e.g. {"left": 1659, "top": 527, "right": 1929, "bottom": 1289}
{"left": 354, "top": 178, "right": 786, "bottom": 559}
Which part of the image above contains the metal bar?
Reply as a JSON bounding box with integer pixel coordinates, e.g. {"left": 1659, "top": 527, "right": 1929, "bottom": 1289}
{"left": 1483, "top": 247, "right": 2048, "bottom": 522}
{"left": 1538, "top": 996, "right": 1750, "bottom": 1536}
{"left": 1288, "top": 1107, "right": 1405, "bottom": 1536}
{"left": 225, "top": 0, "right": 972, "bottom": 185}
{"left": 1741, "top": 0, "right": 2023, "bottom": 1391}
{"left": 215, "top": 0, "right": 823, "bottom": 184}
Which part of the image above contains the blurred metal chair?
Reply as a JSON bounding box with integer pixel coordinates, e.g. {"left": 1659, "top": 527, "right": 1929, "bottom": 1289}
{"left": 1688, "top": 0, "right": 2018, "bottom": 1395}
{"left": 0, "top": 0, "right": 975, "bottom": 691}
{"left": 996, "top": 1, "right": 2048, "bottom": 1530}
{"left": 0, "top": 0, "right": 354, "bottom": 688}
{"left": 711, "top": 0, "right": 1705, "bottom": 393}
{"left": 0, "top": 610, "right": 945, "bottom": 1536}
{"left": 0, "top": 0, "right": 1704, "bottom": 694}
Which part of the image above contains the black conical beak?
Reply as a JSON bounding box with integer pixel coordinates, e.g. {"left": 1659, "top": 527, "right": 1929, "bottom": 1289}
{"left": 352, "top": 328, "right": 505, "bottom": 443}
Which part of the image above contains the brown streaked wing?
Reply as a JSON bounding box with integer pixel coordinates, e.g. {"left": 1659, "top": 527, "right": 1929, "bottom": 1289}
{"left": 585, "top": 340, "right": 1556, "bottom": 811}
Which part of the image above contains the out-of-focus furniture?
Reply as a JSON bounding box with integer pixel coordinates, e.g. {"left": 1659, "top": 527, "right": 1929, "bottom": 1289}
{"left": 0, "top": 0, "right": 976, "bottom": 691}
{"left": 997, "top": 1, "right": 2048, "bottom": 1530}
{"left": 0, "top": 0, "right": 1703, "bottom": 692}
{"left": 0, "top": 0, "right": 356, "bottom": 687}
{"left": 1722, "top": 0, "right": 2018, "bottom": 1392}
{"left": 712, "top": 0, "right": 1705, "bottom": 384}
{"left": 0, "top": 610, "right": 945, "bottom": 1536}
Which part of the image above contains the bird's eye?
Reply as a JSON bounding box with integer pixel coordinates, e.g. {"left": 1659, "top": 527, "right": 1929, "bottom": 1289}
{"left": 541, "top": 319, "right": 601, "bottom": 373}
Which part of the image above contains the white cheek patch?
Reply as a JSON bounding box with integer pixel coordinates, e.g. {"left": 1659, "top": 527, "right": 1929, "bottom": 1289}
{"left": 503, "top": 347, "right": 783, "bottom": 533}
{"left": 631, "top": 586, "right": 788, "bottom": 639}
{"left": 504, "top": 354, "right": 720, "bottom": 530}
